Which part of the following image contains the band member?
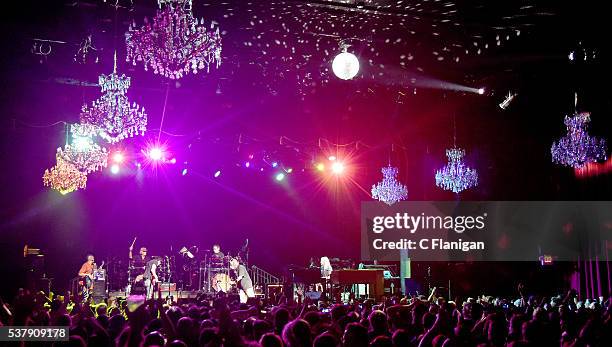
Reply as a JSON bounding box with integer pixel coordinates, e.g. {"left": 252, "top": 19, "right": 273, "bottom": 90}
{"left": 129, "top": 241, "right": 150, "bottom": 279}
{"left": 78, "top": 254, "right": 96, "bottom": 303}
{"left": 320, "top": 256, "right": 333, "bottom": 297}
{"left": 143, "top": 258, "right": 161, "bottom": 299}
{"left": 211, "top": 244, "right": 224, "bottom": 262}
{"left": 229, "top": 257, "right": 255, "bottom": 303}
{"left": 320, "top": 256, "right": 333, "bottom": 279}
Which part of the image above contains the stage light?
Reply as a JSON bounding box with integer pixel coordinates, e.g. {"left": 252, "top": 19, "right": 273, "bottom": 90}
{"left": 272, "top": 162, "right": 278, "bottom": 168}
{"left": 328, "top": 155, "right": 337, "bottom": 161}
{"left": 331, "top": 161, "right": 345, "bottom": 174}
{"left": 332, "top": 51, "right": 360, "bottom": 80}
{"left": 149, "top": 147, "right": 164, "bottom": 161}
{"left": 214, "top": 170, "right": 221, "bottom": 178}
{"left": 499, "top": 92, "right": 516, "bottom": 110}
{"left": 245, "top": 162, "right": 250, "bottom": 168}
{"left": 315, "top": 163, "right": 325, "bottom": 172}
{"left": 169, "top": 158, "right": 176, "bottom": 164}
{"left": 112, "top": 152, "right": 125, "bottom": 163}
{"left": 477, "top": 88, "right": 485, "bottom": 95}
{"left": 110, "top": 164, "right": 120, "bottom": 174}
{"left": 136, "top": 162, "right": 142, "bottom": 169}
{"left": 275, "top": 172, "right": 285, "bottom": 181}
{"left": 182, "top": 168, "right": 188, "bottom": 176}
{"left": 286, "top": 168, "right": 293, "bottom": 173}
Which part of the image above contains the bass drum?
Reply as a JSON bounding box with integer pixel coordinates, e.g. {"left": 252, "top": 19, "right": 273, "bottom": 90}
{"left": 213, "top": 273, "right": 235, "bottom": 293}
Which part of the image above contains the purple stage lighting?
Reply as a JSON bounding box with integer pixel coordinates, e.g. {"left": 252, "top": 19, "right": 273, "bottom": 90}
{"left": 214, "top": 170, "right": 221, "bottom": 178}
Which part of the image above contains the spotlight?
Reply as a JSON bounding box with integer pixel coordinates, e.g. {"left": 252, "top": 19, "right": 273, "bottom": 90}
{"left": 286, "top": 168, "right": 293, "bottom": 173}
{"left": 272, "top": 162, "right": 278, "bottom": 168}
{"left": 477, "top": 88, "right": 485, "bottom": 95}
{"left": 499, "top": 92, "right": 516, "bottom": 110}
{"left": 245, "top": 162, "right": 250, "bottom": 168}
{"left": 149, "top": 147, "right": 164, "bottom": 161}
{"left": 182, "top": 168, "right": 188, "bottom": 176}
{"left": 328, "top": 155, "right": 337, "bottom": 161}
{"left": 169, "top": 158, "right": 177, "bottom": 164}
{"left": 275, "top": 172, "right": 285, "bottom": 181}
{"left": 315, "top": 163, "right": 325, "bottom": 172}
{"left": 214, "top": 170, "right": 221, "bottom": 178}
{"left": 112, "top": 152, "right": 125, "bottom": 163}
{"left": 331, "top": 162, "right": 345, "bottom": 174}
{"left": 110, "top": 164, "right": 120, "bottom": 174}
{"left": 332, "top": 50, "right": 360, "bottom": 80}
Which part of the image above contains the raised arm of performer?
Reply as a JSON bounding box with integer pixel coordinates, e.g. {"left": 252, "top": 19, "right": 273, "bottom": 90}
{"left": 128, "top": 237, "right": 137, "bottom": 260}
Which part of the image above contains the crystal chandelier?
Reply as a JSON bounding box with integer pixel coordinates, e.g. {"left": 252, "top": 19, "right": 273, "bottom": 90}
{"left": 43, "top": 158, "right": 88, "bottom": 195}
{"left": 55, "top": 124, "right": 109, "bottom": 173}
{"left": 80, "top": 55, "right": 147, "bottom": 143}
{"left": 372, "top": 165, "right": 408, "bottom": 205}
{"left": 551, "top": 112, "right": 607, "bottom": 168}
{"left": 125, "top": 0, "right": 222, "bottom": 80}
{"left": 435, "top": 147, "right": 478, "bottom": 193}
{"left": 56, "top": 143, "right": 108, "bottom": 174}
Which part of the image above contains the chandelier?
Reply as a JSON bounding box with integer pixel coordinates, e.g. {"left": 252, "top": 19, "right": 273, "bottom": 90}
{"left": 125, "top": 0, "right": 222, "bottom": 80}
{"left": 435, "top": 147, "right": 478, "bottom": 193}
{"left": 372, "top": 165, "right": 408, "bottom": 205}
{"left": 80, "top": 60, "right": 147, "bottom": 144}
{"left": 56, "top": 144, "right": 108, "bottom": 174}
{"left": 43, "top": 158, "right": 88, "bottom": 195}
{"left": 551, "top": 112, "right": 607, "bottom": 168}
{"left": 55, "top": 124, "right": 108, "bottom": 173}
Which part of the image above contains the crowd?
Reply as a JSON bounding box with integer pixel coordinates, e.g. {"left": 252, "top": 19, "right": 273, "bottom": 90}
{"left": 1, "top": 285, "right": 611, "bottom": 347}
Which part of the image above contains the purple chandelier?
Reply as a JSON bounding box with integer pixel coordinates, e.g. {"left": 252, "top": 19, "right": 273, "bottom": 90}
{"left": 371, "top": 165, "right": 408, "bottom": 205}
{"left": 125, "top": 0, "right": 222, "bottom": 80}
{"left": 551, "top": 112, "right": 607, "bottom": 168}
{"left": 80, "top": 66, "right": 147, "bottom": 144}
{"left": 435, "top": 147, "right": 478, "bottom": 193}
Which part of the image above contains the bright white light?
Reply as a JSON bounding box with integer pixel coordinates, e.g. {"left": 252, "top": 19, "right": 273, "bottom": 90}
{"left": 149, "top": 147, "right": 163, "bottom": 161}
{"left": 112, "top": 152, "right": 124, "bottom": 163}
{"left": 214, "top": 170, "right": 221, "bottom": 178}
{"left": 182, "top": 168, "right": 188, "bottom": 176}
{"left": 332, "top": 52, "right": 360, "bottom": 80}
{"left": 73, "top": 136, "right": 91, "bottom": 151}
{"left": 328, "top": 156, "right": 337, "bottom": 161}
{"left": 331, "top": 162, "right": 345, "bottom": 174}
{"left": 477, "top": 88, "right": 485, "bottom": 95}
{"left": 275, "top": 172, "right": 285, "bottom": 181}
{"left": 110, "top": 164, "right": 120, "bottom": 174}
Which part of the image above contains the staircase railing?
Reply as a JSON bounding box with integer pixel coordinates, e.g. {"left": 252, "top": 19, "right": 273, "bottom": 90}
{"left": 250, "top": 265, "right": 281, "bottom": 286}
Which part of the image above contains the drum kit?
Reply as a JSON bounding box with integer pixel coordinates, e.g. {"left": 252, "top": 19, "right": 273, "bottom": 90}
{"left": 200, "top": 252, "right": 243, "bottom": 294}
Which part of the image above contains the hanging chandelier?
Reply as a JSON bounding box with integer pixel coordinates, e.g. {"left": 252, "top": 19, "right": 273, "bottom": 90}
{"left": 80, "top": 63, "right": 147, "bottom": 144}
{"left": 372, "top": 165, "right": 408, "bottom": 205}
{"left": 125, "top": 0, "right": 222, "bottom": 80}
{"left": 435, "top": 147, "right": 478, "bottom": 193}
{"left": 55, "top": 124, "right": 109, "bottom": 173}
{"left": 43, "top": 158, "right": 88, "bottom": 195}
{"left": 551, "top": 112, "right": 607, "bottom": 168}
{"left": 56, "top": 143, "right": 108, "bottom": 174}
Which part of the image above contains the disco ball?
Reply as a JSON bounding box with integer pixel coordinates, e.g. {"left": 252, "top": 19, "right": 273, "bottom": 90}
{"left": 332, "top": 52, "right": 360, "bottom": 80}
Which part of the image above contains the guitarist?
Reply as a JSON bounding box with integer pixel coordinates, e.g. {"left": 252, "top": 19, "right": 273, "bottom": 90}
{"left": 77, "top": 254, "right": 96, "bottom": 303}
{"left": 229, "top": 257, "right": 255, "bottom": 304}
{"left": 142, "top": 257, "right": 161, "bottom": 299}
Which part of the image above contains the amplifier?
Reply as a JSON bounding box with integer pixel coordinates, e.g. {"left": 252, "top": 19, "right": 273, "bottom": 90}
{"left": 93, "top": 280, "right": 106, "bottom": 297}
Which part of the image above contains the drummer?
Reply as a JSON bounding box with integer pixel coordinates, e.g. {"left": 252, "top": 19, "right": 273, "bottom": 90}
{"left": 211, "top": 244, "right": 224, "bottom": 264}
